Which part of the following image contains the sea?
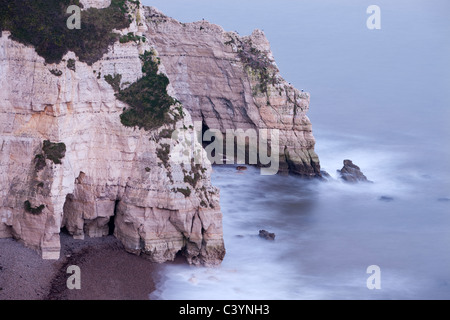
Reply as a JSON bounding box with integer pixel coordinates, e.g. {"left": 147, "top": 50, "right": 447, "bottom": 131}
{"left": 145, "top": 0, "right": 450, "bottom": 299}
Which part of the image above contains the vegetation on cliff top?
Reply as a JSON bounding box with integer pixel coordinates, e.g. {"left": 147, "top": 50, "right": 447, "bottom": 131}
{"left": 0, "top": 0, "right": 131, "bottom": 65}
{"left": 176, "top": 187, "right": 191, "bottom": 198}
{"left": 1, "top": 0, "right": 182, "bottom": 132}
{"left": 119, "top": 32, "right": 146, "bottom": 44}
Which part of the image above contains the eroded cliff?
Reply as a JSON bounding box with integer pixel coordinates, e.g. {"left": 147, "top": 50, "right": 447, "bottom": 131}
{"left": 0, "top": 0, "right": 224, "bottom": 265}
{"left": 144, "top": 7, "right": 321, "bottom": 177}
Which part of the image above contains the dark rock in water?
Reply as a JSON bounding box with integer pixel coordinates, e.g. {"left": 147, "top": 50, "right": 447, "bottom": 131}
{"left": 338, "top": 160, "right": 371, "bottom": 183}
{"left": 259, "top": 230, "right": 275, "bottom": 241}
{"left": 236, "top": 166, "right": 248, "bottom": 171}
{"left": 320, "top": 170, "right": 332, "bottom": 180}
{"left": 438, "top": 198, "right": 450, "bottom": 202}
{"left": 379, "top": 196, "right": 394, "bottom": 202}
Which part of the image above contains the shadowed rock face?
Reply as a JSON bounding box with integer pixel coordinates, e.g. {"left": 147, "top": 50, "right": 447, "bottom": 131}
{"left": 0, "top": 2, "right": 225, "bottom": 266}
{"left": 144, "top": 7, "right": 321, "bottom": 178}
{"left": 338, "top": 160, "right": 371, "bottom": 183}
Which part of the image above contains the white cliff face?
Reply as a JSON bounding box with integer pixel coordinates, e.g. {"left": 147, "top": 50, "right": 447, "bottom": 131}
{"left": 144, "top": 7, "right": 321, "bottom": 177}
{"left": 79, "top": 0, "right": 111, "bottom": 9}
{"left": 0, "top": 3, "right": 225, "bottom": 265}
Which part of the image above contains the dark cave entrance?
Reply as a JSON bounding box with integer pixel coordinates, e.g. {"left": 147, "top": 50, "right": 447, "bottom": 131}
{"left": 201, "top": 117, "right": 210, "bottom": 149}
{"left": 108, "top": 200, "right": 120, "bottom": 236}
{"left": 201, "top": 116, "right": 225, "bottom": 160}
{"left": 60, "top": 226, "right": 70, "bottom": 235}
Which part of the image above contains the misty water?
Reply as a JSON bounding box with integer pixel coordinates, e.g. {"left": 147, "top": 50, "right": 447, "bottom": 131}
{"left": 146, "top": 0, "right": 450, "bottom": 299}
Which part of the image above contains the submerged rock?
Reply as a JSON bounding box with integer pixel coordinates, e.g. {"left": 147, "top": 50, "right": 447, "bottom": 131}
{"left": 236, "top": 166, "right": 248, "bottom": 171}
{"left": 338, "top": 160, "right": 371, "bottom": 183}
{"left": 259, "top": 230, "right": 275, "bottom": 241}
{"left": 379, "top": 196, "right": 395, "bottom": 202}
{"left": 320, "top": 170, "right": 332, "bottom": 180}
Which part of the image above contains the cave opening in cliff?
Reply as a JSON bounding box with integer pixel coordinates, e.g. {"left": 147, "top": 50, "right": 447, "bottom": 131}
{"left": 201, "top": 117, "right": 210, "bottom": 149}
{"left": 108, "top": 200, "right": 120, "bottom": 236}
{"left": 174, "top": 249, "right": 186, "bottom": 263}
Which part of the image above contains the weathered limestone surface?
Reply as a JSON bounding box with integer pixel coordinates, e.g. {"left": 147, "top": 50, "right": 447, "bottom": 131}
{"left": 0, "top": 4, "right": 225, "bottom": 265}
{"left": 144, "top": 7, "right": 321, "bottom": 177}
{"left": 338, "top": 160, "right": 371, "bottom": 183}
{"left": 0, "top": 2, "right": 322, "bottom": 264}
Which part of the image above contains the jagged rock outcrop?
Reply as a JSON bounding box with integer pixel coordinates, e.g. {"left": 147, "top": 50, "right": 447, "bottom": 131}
{"left": 144, "top": 7, "right": 321, "bottom": 177}
{"left": 259, "top": 230, "right": 275, "bottom": 241}
{"left": 338, "top": 160, "right": 370, "bottom": 183}
{"left": 0, "top": 1, "right": 224, "bottom": 265}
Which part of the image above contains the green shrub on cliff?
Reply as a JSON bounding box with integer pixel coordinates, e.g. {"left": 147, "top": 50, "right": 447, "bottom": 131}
{"left": 176, "top": 188, "right": 191, "bottom": 198}
{"left": 0, "top": 0, "right": 130, "bottom": 65}
{"left": 238, "top": 45, "right": 276, "bottom": 94}
{"left": 67, "top": 58, "right": 76, "bottom": 71}
{"left": 49, "top": 69, "right": 63, "bottom": 76}
{"left": 104, "top": 73, "right": 122, "bottom": 92}
{"left": 24, "top": 201, "right": 45, "bottom": 215}
{"left": 119, "top": 32, "right": 146, "bottom": 44}
{"left": 118, "top": 50, "right": 176, "bottom": 131}
{"left": 42, "top": 140, "right": 66, "bottom": 165}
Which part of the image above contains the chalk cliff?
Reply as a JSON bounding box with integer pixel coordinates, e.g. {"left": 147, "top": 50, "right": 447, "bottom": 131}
{"left": 0, "top": 0, "right": 321, "bottom": 264}
{"left": 144, "top": 7, "right": 321, "bottom": 177}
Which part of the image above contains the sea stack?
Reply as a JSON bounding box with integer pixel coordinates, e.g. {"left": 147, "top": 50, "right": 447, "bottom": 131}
{"left": 338, "top": 160, "right": 371, "bottom": 183}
